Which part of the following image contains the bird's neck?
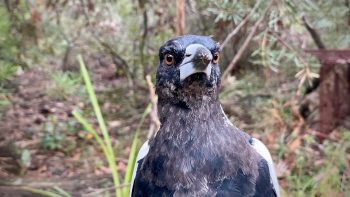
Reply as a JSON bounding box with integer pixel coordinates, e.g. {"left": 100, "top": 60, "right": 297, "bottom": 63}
{"left": 157, "top": 96, "right": 221, "bottom": 125}
{"left": 155, "top": 98, "right": 231, "bottom": 147}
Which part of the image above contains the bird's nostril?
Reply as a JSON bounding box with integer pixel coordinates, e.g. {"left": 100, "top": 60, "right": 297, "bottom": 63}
{"left": 185, "top": 54, "right": 192, "bottom": 57}
{"left": 199, "top": 52, "right": 211, "bottom": 62}
{"left": 196, "top": 48, "right": 212, "bottom": 61}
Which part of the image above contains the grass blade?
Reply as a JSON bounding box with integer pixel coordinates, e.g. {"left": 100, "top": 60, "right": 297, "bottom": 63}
{"left": 53, "top": 186, "right": 72, "bottom": 197}
{"left": 72, "top": 111, "right": 110, "bottom": 161}
{"left": 77, "top": 55, "right": 122, "bottom": 197}
{"left": 23, "top": 187, "right": 64, "bottom": 197}
{"left": 122, "top": 103, "right": 152, "bottom": 196}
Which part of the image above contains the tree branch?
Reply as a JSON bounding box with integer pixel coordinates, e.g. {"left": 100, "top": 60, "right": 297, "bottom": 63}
{"left": 220, "top": 0, "right": 263, "bottom": 51}
{"left": 301, "top": 16, "right": 326, "bottom": 49}
{"left": 346, "top": 0, "right": 350, "bottom": 26}
{"left": 139, "top": 1, "right": 149, "bottom": 77}
{"left": 92, "top": 33, "right": 130, "bottom": 74}
{"left": 221, "top": 1, "right": 273, "bottom": 83}
{"left": 301, "top": 16, "right": 327, "bottom": 94}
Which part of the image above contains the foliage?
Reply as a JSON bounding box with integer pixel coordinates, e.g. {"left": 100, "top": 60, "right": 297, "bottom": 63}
{"left": 28, "top": 0, "right": 175, "bottom": 81}
{"left": 46, "top": 71, "right": 83, "bottom": 100}
{"left": 207, "top": 0, "right": 261, "bottom": 23}
{"left": 0, "top": 64, "right": 19, "bottom": 84}
{"left": 306, "top": 0, "right": 350, "bottom": 48}
{"left": 0, "top": 87, "right": 11, "bottom": 115}
{"left": 0, "top": 1, "right": 33, "bottom": 68}
{"left": 40, "top": 116, "right": 78, "bottom": 153}
{"left": 286, "top": 129, "right": 350, "bottom": 196}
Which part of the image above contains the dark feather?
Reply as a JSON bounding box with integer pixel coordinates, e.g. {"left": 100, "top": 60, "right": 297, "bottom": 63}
{"left": 254, "top": 160, "right": 277, "bottom": 197}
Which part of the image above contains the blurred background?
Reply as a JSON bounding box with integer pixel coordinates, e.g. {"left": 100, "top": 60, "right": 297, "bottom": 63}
{"left": 0, "top": 0, "right": 349, "bottom": 196}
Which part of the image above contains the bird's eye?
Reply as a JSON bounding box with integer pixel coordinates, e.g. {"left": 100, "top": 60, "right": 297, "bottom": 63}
{"left": 212, "top": 52, "right": 220, "bottom": 64}
{"left": 164, "top": 54, "right": 174, "bottom": 66}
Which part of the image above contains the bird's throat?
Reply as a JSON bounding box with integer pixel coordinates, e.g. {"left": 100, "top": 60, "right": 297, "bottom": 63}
{"left": 157, "top": 100, "right": 224, "bottom": 137}
{"left": 159, "top": 95, "right": 214, "bottom": 114}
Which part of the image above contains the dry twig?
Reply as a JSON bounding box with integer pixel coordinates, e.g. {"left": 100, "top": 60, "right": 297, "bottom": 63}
{"left": 146, "top": 75, "right": 160, "bottom": 138}
{"left": 84, "top": 183, "right": 130, "bottom": 197}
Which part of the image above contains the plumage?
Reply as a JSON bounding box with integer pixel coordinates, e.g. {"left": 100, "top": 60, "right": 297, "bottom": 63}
{"left": 130, "top": 35, "right": 279, "bottom": 197}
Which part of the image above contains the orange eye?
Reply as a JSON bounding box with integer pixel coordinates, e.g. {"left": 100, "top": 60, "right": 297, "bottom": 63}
{"left": 164, "top": 54, "right": 174, "bottom": 66}
{"left": 213, "top": 52, "right": 220, "bottom": 64}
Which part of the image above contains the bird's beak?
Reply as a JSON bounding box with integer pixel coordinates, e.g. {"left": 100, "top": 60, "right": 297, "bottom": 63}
{"left": 179, "top": 44, "right": 212, "bottom": 81}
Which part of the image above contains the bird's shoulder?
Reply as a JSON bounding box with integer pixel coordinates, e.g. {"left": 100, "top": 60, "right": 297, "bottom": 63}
{"left": 249, "top": 137, "right": 280, "bottom": 197}
{"left": 130, "top": 141, "right": 150, "bottom": 197}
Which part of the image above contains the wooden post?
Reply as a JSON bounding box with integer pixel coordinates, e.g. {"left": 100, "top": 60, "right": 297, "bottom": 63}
{"left": 306, "top": 50, "right": 350, "bottom": 135}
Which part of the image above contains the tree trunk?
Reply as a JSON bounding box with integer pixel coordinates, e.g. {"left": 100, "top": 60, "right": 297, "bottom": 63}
{"left": 176, "top": 0, "right": 185, "bottom": 36}
{"left": 306, "top": 50, "right": 350, "bottom": 136}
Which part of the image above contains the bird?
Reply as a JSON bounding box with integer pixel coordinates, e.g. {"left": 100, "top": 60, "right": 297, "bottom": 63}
{"left": 130, "top": 35, "right": 280, "bottom": 197}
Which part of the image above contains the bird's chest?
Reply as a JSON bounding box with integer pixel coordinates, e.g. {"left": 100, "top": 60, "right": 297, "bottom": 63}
{"left": 138, "top": 151, "right": 257, "bottom": 197}
{"left": 136, "top": 108, "right": 260, "bottom": 196}
{"left": 139, "top": 131, "right": 256, "bottom": 196}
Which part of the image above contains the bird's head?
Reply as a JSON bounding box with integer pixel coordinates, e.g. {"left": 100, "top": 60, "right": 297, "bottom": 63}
{"left": 156, "top": 35, "right": 221, "bottom": 108}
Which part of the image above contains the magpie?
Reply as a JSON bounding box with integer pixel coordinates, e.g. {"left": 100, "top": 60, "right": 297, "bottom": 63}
{"left": 130, "top": 35, "right": 280, "bottom": 197}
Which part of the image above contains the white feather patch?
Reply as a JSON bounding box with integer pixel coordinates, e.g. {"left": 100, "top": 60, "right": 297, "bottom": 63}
{"left": 251, "top": 138, "right": 280, "bottom": 197}
{"left": 130, "top": 141, "right": 150, "bottom": 197}
{"left": 220, "top": 105, "right": 233, "bottom": 126}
